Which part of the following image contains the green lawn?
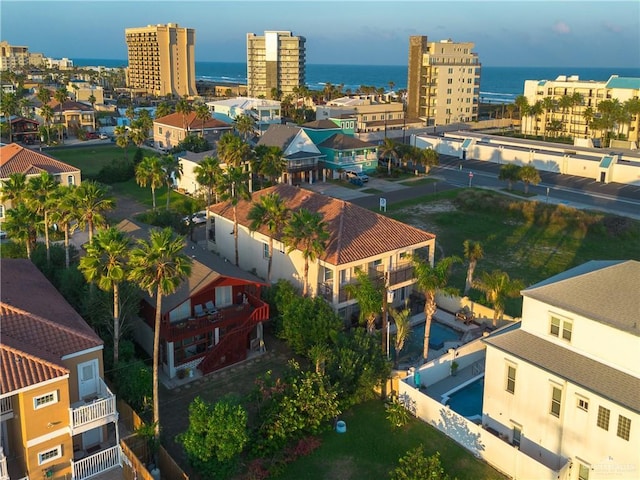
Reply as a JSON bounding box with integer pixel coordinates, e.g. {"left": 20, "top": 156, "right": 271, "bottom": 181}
{"left": 399, "top": 177, "right": 438, "bottom": 187}
{"left": 45, "top": 144, "right": 156, "bottom": 177}
{"left": 276, "top": 400, "right": 506, "bottom": 480}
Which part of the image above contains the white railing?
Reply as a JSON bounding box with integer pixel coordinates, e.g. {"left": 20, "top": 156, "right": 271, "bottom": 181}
{"left": 70, "top": 379, "right": 117, "bottom": 432}
{"left": 0, "top": 397, "right": 12, "bottom": 416}
{"left": 0, "top": 446, "right": 8, "bottom": 480}
{"left": 71, "top": 445, "right": 121, "bottom": 480}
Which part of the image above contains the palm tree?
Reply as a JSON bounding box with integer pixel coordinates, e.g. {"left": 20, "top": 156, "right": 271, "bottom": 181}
{"left": 234, "top": 114, "right": 255, "bottom": 142}
{"left": 256, "top": 145, "right": 286, "bottom": 184}
{"left": 519, "top": 164, "right": 541, "bottom": 194}
{"left": 514, "top": 95, "right": 529, "bottom": 136}
{"left": 129, "top": 118, "right": 148, "bottom": 149}
{"left": 175, "top": 96, "right": 193, "bottom": 131}
{"left": 217, "top": 166, "right": 251, "bottom": 266}
{"left": 583, "top": 106, "right": 596, "bottom": 137}
{"left": 217, "top": 132, "right": 252, "bottom": 168}
{"left": 344, "top": 269, "right": 383, "bottom": 334}
{"left": 128, "top": 228, "right": 192, "bottom": 442}
{"left": 74, "top": 181, "right": 115, "bottom": 244}
{"left": 25, "top": 172, "right": 58, "bottom": 265}
{"left": 40, "top": 104, "right": 54, "bottom": 144}
{"left": 155, "top": 101, "right": 173, "bottom": 119}
{"left": 194, "top": 104, "right": 211, "bottom": 137}
{"left": 1, "top": 172, "right": 27, "bottom": 208}
{"left": 88, "top": 94, "right": 97, "bottom": 130}
{"left": 135, "top": 156, "right": 165, "bottom": 210}
{"left": 412, "top": 255, "right": 461, "bottom": 362}
{"left": 247, "top": 192, "right": 290, "bottom": 283}
{"left": 463, "top": 240, "right": 483, "bottom": 295}
{"left": 529, "top": 101, "right": 543, "bottom": 138}
{"left": 3, "top": 204, "right": 38, "bottom": 258}
{"left": 283, "top": 208, "right": 329, "bottom": 297}
{"left": 53, "top": 87, "right": 69, "bottom": 143}
{"left": 498, "top": 164, "right": 522, "bottom": 191}
{"left": 392, "top": 307, "right": 412, "bottom": 369}
{"left": 378, "top": 138, "right": 400, "bottom": 175}
{"left": 79, "top": 227, "right": 130, "bottom": 365}
{"left": 0, "top": 92, "right": 18, "bottom": 143}
{"left": 49, "top": 185, "right": 79, "bottom": 268}
{"left": 161, "top": 154, "right": 183, "bottom": 210}
{"left": 194, "top": 155, "right": 223, "bottom": 239}
{"left": 474, "top": 270, "right": 524, "bottom": 326}
{"left": 541, "top": 97, "right": 557, "bottom": 140}
{"left": 114, "top": 125, "right": 130, "bottom": 161}
{"left": 36, "top": 87, "right": 51, "bottom": 106}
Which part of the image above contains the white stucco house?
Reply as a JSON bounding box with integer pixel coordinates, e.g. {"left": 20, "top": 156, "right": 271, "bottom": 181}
{"left": 398, "top": 260, "right": 639, "bottom": 480}
{"left": 206, "top": 97, "right": 281, "bottom": 134}
{"left": 207, "top": 184, "right": 436, "bottom": 320}
{"left": 175, "top": 149, "right": 219, "bottom": 195}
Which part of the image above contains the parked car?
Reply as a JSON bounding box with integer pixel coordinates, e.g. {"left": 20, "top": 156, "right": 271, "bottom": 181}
{"left": 183, "top": 211, "right": 207, "bottom": 225}
{"left": 99, "top": 133, "right": 108, "bottom": 139}
{"left": 85, "top": 132, "right": 99, "bottom": 140}
{"left": 0, "top": 230, "right": 7, "bottom": 240}
{"left": 345, "top": 170, "right": 369, "bottom": 182}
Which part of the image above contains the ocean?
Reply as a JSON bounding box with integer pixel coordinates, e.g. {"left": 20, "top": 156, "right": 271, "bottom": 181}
{"left": 73, "top": 58, "right": 640, "bottom": 105}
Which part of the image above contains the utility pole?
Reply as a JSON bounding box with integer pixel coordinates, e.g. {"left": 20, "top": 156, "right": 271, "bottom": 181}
{"left": 382, "top": 271, "right": 389, "bottom": 358}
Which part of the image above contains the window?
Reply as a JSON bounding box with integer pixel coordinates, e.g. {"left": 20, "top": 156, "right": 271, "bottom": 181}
{"left": 506, "top": 365, "right": 516, "bottom": 394}
{"left": 34, "top": 391, "right": 58, "bottom": 409}
{"left": 550, "top": 386, "right": 562, "bottom": 417}
{"left": 447, "top": 78, "right": 453, "bottom": 84}
{"left": 158, "top": 127, "right": 163, "bottom": 134}
{"left": 617, "top": 415, "right": 631, "bottom": 441}
{"left": 67, "top": 175, "right": 74, "bottom": 185}
{"left": 578, "top": 463, "right": 590, "bottom": 480}
{"left": 577, "top": 397, "right": 589, "bottom": 411}
{"left": 597, "top": 406, "right": 610, "bottom": 430}
{"left": 549, "top": 315, "right": 572, "bottom": 341}
{"left": 38, "top": 446, "right": 62, "bottom": 465}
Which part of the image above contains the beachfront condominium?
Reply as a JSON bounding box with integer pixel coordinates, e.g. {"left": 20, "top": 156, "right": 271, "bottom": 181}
{"left": 0, "top": 41, "right": 45, "bottom": 70}
{"left": 406, "top": 36, "right": 481, "bottom": 126}
{"left": 125, "top": 23, "right": 197, "bottom": 97}
{"left": 246, "top": 31, "right": 306, "bottom": 99}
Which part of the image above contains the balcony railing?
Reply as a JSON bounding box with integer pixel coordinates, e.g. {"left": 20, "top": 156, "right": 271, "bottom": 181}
{"left": 0, "top": 397, "right": 12, "bottom": 418}
{"left": 388, "top": 263, "right": 414, "bottom": 286}
{"left": 70, "top": 378, "right": 117, "bottom": 434}
{"left": 0, "top": 447, "right": 8, "bottom": 480}
{"left": 71, "top": 445, "right": 121, "bottom": 480}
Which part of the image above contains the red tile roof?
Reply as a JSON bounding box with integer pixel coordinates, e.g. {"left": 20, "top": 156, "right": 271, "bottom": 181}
{"left": 1, "top": 342, "right": 68, "bottom": 395}
{"left": 208, "top": 184, "right": 435, "bottom": 265}
{"left": 0, "top": 143, "right": 80, "bottom": 179}
{"left": 154, "top": 111, "right": 231, "bottom": 131}
{"left": 48, "top": 99, "right": 92, "bottom": 113}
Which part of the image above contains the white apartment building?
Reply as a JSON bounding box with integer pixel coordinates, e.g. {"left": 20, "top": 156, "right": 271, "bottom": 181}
{"left": 522, "top": 75, "right": 640, "bottom": 145}
{"left": 246, "top": 31, "right": 306, "bottom": 99}
{"left": 483, "top": 260, "right": 639, "bottom": 479}
{"left": 406, "top": 36, "right": 481, "bottom": 126}
{"left": 206, "top": 96, "right": 281, "bottom": 133}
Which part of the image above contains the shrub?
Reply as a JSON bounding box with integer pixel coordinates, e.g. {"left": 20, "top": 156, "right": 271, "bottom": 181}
{"left": 95, "top": 158, "right": 134, "bottom": 184}
{"left": 390, "top": 448, "right": 452, "bottom": 480}
{"left": 386, "top": 397, "right": 411, "bottom": 428}
{"left": 134, "top": 209, "right": 188, "bottom": 234}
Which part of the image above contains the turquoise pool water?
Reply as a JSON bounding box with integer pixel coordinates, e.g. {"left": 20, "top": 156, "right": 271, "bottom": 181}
{"left": 394, "top": 321, "right": 462, "bottom": 363}
{"left": 446, "top": 377, "right": 484, "bottom": 418}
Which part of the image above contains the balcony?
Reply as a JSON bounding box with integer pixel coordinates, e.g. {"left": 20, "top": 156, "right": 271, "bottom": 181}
{"left": 69, "top": 378, "right": 117, "bottom": 435}
{"left": 71, "top": 445, "right": 121, "bottom": 480}
{"left": 0, "top": 397, "right": 13, "bottom": 420}
{"left": 388, "top": 263, "right": 414, "bottom": 286}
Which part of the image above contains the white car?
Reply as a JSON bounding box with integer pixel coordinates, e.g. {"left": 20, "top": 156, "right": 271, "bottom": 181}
{"left": 345, "top": 170, "right": 369, "bottom": 182}
{"left": 183, "top": 211, "right": 207, "bottom": 225}
{"left": 98, "top": 133, "right": 108, "bottom": 139}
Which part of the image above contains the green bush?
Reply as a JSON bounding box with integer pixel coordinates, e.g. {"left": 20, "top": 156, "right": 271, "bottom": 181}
{"left": 134, "top": 209, "right": 188, "bottom": 234}
{"left": 95, "top": 158, "right": 135, "bottom": 184}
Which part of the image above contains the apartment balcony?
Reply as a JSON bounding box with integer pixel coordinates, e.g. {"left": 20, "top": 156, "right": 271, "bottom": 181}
{"left": 388, "top": 263, "right": 414, "bottom": 286}
{"left": 71, "top": 445, "right": 121, "bottom": 480}
{"left": 0, "top": 397, "right": 13, "bottom": 421}
{"left": 69, "top": 378, "right": 117, "bottom": 435}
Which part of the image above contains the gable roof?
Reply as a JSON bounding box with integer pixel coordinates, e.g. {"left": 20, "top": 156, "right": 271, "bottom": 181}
{"left": 318, "top": 133, "right": 376, "bottom": 151}
{"left": 302, "top": 119, "right": 341, "bottom": 130}
{"left": 257, "top": 124, "right": 302, "bottom": 150}
{"left": 522, "top": 260, "right": 640, "bottom": 335}
{"left": 117, "top": 219, "right": 266, "bottom": 313}
{"left": 0, "top": 143, "right": 80, "bottom": 179}
{"left": 1, "top": 342, "right": 69, "bottom": 395}
{"left": 49, "top": 99, "right": 93, "bottom": 113}
{"left": 154, "top": 111, "right": 231, "bottom": 131}
{"left": 484, "top": 327, "right": 640, "bottom": 413}
{"left": 208, "top": 184, "right": 435, "bottom": 266}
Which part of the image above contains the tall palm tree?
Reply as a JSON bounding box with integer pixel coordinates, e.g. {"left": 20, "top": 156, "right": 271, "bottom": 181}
{"left": 283, "top": 208, "right": 329, "bottom": 297}
{"left": 217, "top": 166, "right": 251, "bottom": 266}
{"left": 378, "top": 138, "right": 399, "bottom": 175}
{"left": 392, "top": 307, "right": 412, "bottom": 369}
{"left": 88, "top": 94, "right": 97, "bottom": 130}
{"left": 474, "top": 270, "right": 524, "bottom": 326}
{"left": 155, "top": 101, "right": 173, "bottom": 119}
{"left": 79, "top": 227, "right": 130, "bottom": 365}
{"left": 194, "top": 156, "right": 223, "bottom": 239}
{"left": 3, "top": 204, "right": 38, "bottom": 258}
{"left": 195, "top": 104, "right": 211, "bottom": 137}
{"left": 135, "top": 156, "right": 164, "bottom": 210}
{"left": 36, "top": 87, "right": 51, "bottom": 106}
{"left": 1, "top": 172, "right": 27, "bottom": 208}
{"left": 412, "top": 255, "right": 461, "bottom": 362}
{"left": 161, "top": 154, "right": 183, "bottom": 210}
{"left": 463, "top": 240, "right": 483, "bottom": 295}
{"left": 175, "top": 96, "right": 193, "bottom": 131}
{"left": 247, "top": 192, "right": 290, "bottom": 283}
{"left": 74, "top": 181, "right": 115, "bottom": 244}
{"left": 25, "top": 172, "right": 58, "bottom": 265}
{"left": 256, "top": 145, "right": 286, "bottom": 184}
{"left": 529, "top": 101, "right": 543, "bottom": 138}
{"left": 217, "top": 132, "right": 252, "bottom": 168}
{"left": 541, "top": 97, "right": 557, "bottom": 141}
{"left": 53, "top": 87, "right": 69, "bottom": 142}
{"left": 114, "top": 125, "right": 130, "bottom": 161}
{"left": 129, "top": 118, "right": 148, "bottom": 149}
{"left": 519, "top": 165, "right": 541, "bottom": 194}
{"left": 49, "top": 185, "right": 79, "bottom": 269}
{"left": 344, "top": 269, "right": 383, "bottom": 334}
{"left": 0, "top": 92, "right": 18, "bottom": 143}
{"left": 234, "top": 114, "right": 255, "bottom": 142}
{"left": 128, "top": 228, "right": 192, "bottom": 442}
{"left": 40, "top": 104, "right": 54, "bottom": 144}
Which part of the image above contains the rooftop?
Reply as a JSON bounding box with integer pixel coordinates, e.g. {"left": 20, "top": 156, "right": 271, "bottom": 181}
{"left": 0, "top": 143, "right": 80, "bottom": 178}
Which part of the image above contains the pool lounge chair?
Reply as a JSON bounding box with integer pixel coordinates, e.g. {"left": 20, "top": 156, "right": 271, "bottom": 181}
{"left": 194, "top": 304, "right": 207, "bottom": 317}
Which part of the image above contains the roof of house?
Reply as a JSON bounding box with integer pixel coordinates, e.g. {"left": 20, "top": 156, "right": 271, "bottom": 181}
{"left": 117, "top": 219, "right": 265, "bottom": 313}
{"left": 0, "top": 143, "right": 80, "bottom": 179}
{"left": 208, "top": 184, "right": 435, "bottom": 266}
{"left": 207, "top": 97, "right": 280, "bottom": 109}
{"left": 317, "top": 133, "right": 376, "bottom": 150}
{"left": 179, "top": 149, "right": 218, "bottom": 164}
{"left": 484, "top": 328, "right": 640, "bottom": 413}
{"left": 256, "top": 124, "right": 302, "bottom": 150}
{"left": 0, "top": 259, "right": 103, "bottom": 394}
{"left": 154, "top": 112, "right": 232, "bottom": 131}
{"left": 49, "top": 99, "right": 93, "bottom": 113}
{"left": 302, "top": 119, "right": 341, "bottom": 130}
{"left": 522, "top": 260, "right": 640, "bottom": 335}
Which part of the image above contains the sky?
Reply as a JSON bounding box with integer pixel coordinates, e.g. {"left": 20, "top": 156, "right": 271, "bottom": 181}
{"left": 2, "top": 0, "right": 639, "bottom": 67}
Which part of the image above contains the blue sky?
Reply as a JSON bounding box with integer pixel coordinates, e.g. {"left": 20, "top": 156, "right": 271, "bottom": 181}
{"left": 2, "top": 1, "right": 639, "bottom": 67}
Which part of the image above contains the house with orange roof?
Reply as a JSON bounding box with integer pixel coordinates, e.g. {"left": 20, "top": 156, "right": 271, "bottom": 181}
{"left": 34, "top": 99, "right": 96, "bottom": 136}
{"left": 0, "top": 143, "right": 81, "bottom": 222}
{"left": 0, "top": 259, "right": 122, "bottom": 480}
{"left": 208, "top": 184, "right": 436, "bottom": 320}
{"left": 152, "top": 111, "right": 232, "bottom": 150}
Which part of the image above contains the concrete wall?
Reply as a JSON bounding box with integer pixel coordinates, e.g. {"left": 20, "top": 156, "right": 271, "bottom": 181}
{"left": 435, "top": 292, "right": 517, "bottom": 326}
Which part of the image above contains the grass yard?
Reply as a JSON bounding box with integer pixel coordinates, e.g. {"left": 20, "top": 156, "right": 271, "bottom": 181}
{"left": 399, "top": 177, "right": 438, "bottom": 187}
{"left": 361, "top": 188, "right": 383, "bottom": 194}
{"left": 276, "top": 400, "right": 507, "bottom": 480}
{"left": 45, "top": 144, "right": 155, "bottom": 177}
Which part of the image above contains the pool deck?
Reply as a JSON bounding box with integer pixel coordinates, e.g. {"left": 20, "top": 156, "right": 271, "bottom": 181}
{"left": 425, "top": 363, "right": 485, "bottom": 401}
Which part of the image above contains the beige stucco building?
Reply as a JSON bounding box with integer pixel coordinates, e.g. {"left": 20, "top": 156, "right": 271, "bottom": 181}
{"left": 246, "top": 31, "right": 306, "bottom": 99}
{"left": 407, "top": 36, "right": 481, "bottom": 126}
{"left": 125, "top": 23, "right": 197, "bottom": 97}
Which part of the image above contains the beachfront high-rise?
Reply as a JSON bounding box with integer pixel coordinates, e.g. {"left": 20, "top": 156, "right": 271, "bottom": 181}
{"left": 406, "top": 36, "right": 481, "bottom": 126}
{"left": 246, "top": 31, "right": 306, "bottom": 100}
{"left": 125, "top": 23, "right": 197, "bottom": 97}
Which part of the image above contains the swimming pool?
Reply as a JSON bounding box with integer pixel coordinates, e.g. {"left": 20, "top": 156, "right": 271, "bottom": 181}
{"left": 394, "top": 321, "right": 462, "bottom": 363}
{"left": 444, "top": 376, "right": 484, "bottom": 419}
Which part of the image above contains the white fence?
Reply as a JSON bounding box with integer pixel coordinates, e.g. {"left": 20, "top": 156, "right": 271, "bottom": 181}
{"left": 71, "top": 445, "right": 121, "bottom": 480}
{"left": 398, "top": 379, "right": 569, "bottom": 480}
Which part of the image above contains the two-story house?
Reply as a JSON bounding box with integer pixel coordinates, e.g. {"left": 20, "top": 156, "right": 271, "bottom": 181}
{"left": 40, "top": 100, "right": 96, "bottom": 135}
{"left": 0, "top": 143, "right": 81, "bottom": 222}
{"left": 483, "top": 260, "right": 639, "bottom": 479}
{"left": 207, "top": 184, "right": 435, "bottom": 321}
{"left": 316, "top": 133, "right": 378, "bottom": 178}
{"left": 0, "top": 259, "right": 121, "bottom": 480}
{"left": 153, "top": 112, "right": 232, "bottom": 151}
